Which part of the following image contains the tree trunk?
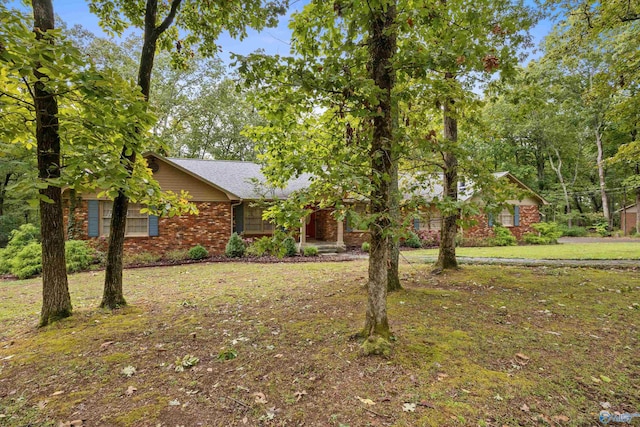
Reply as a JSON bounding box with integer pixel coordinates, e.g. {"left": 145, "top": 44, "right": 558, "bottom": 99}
{"left": 32, "top": 0, "right": 72, "bottom": 326}
{"left": 387, "top": 112, "right": 401, "bottom": 292}
{"left": 361, "top": 1, "right": 396, "bottom": 351}
{"left": 548, "top": 148, "right": 571, "bottom": 227}
{"left": 435, "top": 92, "right": 458, "bottom": 271}
{"left": 0, "top": 173, "right": 11, "bottom": 217}
{"left": 595, "top": 127, "right": 609, "bottom": 225}
{"left": 102, "top": 0, "right": 180, "bottom": 309}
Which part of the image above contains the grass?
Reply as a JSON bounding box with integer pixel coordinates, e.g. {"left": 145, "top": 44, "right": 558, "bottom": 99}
{"left": 407, "top": 242, "right": 640, "bottom": 260}
{"left": 0, "top": 260, "right": 638, "bottom": 426}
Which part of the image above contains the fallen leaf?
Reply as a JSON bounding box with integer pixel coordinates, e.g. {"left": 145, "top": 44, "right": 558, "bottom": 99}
{"left": 402, "top": 403, "right": 416, "bottom": 412}
{"left": 418, "top": 400, "right": 435, "bottom": 409}
{"left": 51, "top": 391, "right": 64, "bottom": 396}
{"left": 600, "top": 402, "right": 611, "bottom": 409}
{"left": 591, "top": 376, "right": 602, "bottom": 383}
{"left": 169, "top": 399, "right": 180, "bottom": 406}
{"left": 294, "top": 390, "right": 307, "bottom": 402}
{"left": 357, "top": 396, "right": 376, "bottom": 406}
{"left": 552, "top": 415, "right": 570, "bottom": 423}
{"left": 599, "top": 375, "right": 611, "bottom": 383}
{"left": 494, "top": 394, "right": 503, "bottom": 401}
{"left": 253, "top": 392, "right": 267, "bottom": 404}
{"left": 520, "top": 403, "right": 530, "bottom": 412}
{"left": 125, "top": 386, "right": 137, "bottom": 397}
{"left": 100, "top": 341, "right": 114, "bottom": 350}
{"left": 242, "top": 417, "right": 248, "bottom": 424}
{"left": 515, "top": 353, "right": 530, "bottom": 361}
{"left": 436, "top": 373, "right": 448, "bottom": 381}
{"left": 274, "top": 354, "right": 283, "bottom": 358}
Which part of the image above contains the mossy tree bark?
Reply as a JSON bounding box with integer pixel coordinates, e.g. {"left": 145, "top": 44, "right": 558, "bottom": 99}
{"left": 32, "top": 0, "right": 72, "bottom": 326}
{"left": 387, "top": 155, "right": 401, "bottom": 292}
{"left": 101, "top": 0, "right": 181, "bottom": 309}
{"left": 362, "top": 1, "right": 396, "bottom": 345}
{"left": 435, "top": 92, "right": 459, "bottom": 271}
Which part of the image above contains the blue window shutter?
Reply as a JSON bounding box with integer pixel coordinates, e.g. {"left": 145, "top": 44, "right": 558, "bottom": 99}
{"left": 149, "top": 215, "right": 159, "bottom": 236}
{"left": 413, "top": 218, "right": 420, "bottom": 231}
{"left": 514, "top": 206, "right": 520, "bottom": 227}
{"left": 88, "top": 200, "right": 99, "bottom": 237}
{"left": 488, "top": 213, "right": 494, "bottom": 227}
{"left": 234, "top": 203, "right": 244, "bottom": 234}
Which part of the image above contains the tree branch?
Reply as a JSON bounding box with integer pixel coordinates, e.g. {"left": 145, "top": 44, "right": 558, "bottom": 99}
{"left": 154, "top": 0, "right": 182, "bottom": 38}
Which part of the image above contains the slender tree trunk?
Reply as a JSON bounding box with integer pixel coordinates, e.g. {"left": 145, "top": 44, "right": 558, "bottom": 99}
{"left": 435, "top": 91, "right": 458, "bottom": 271}
{"left": 387, "top": 106, "right": 401, "bottom": 292}
{"left": 548, "top": 148, "right": 571, "bottom": 227}
{"left": 595, "top": 126, "right": 609, "bottom": 225}
{"left": 361, "top": 1, "right": 396, "bottom": 351}
{"left": 101, "top": 0, "right": 181, "bottom": 309}
{"left": 32, "top": 0, "right": 72, "bottom": 326}
{"left": 0, "top": 173, "right": 12, "bottom": 217}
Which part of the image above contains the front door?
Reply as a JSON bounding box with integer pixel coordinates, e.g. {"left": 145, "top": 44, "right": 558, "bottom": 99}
{"left": 306, "top": 211, "right": 316, "bottom": 238}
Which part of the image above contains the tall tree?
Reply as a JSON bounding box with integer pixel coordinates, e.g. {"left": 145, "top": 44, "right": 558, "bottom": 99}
{"left": 89, "top": 0, "right": 287, "bottom": 309}
{"left": 30, "top": 0, "right": 72, "bottom": 326}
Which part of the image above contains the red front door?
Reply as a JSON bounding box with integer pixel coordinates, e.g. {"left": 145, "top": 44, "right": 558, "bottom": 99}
{"left": 306, "top": 211, "right": 316, "bottom": 238}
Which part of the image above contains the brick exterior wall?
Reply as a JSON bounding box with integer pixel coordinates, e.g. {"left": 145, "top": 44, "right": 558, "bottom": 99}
{"left": 64, "top": 199, "right": 232, "bottom": 256}
{"left": 463, "top": 205, "right": 540, "bottom": 241}
{"left": 313, "top": 208, "right": 369, "bottom": 248}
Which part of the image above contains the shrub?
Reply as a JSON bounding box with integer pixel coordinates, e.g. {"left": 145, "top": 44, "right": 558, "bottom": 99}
{"left": 528, "top": 222, "right": 563, "bottom": 244}
{"left": 165, "top": 249, "right": 189, "bottom": 262}
{"left": 225, "top": 232, "right": 246, "bottom": 258}
{"left": 361, "top": 241, "right": 370, "bottom": 252}
{"left": 523, "top": 233, "right": 549, "bottom": 245}
{"left": 282, "top": 236, "right": 298, "bottom": 257}
{"left": 245, "top": 231, "right": 298, "bottom": 258}
{"left": 404, "top": 232, "right": 422, "bottom": 248}
{"left": 188, "top": 245, "right": 209, "bottom": 260}
{"left": 491, "top": 225, "right": 517, "bottom": 246}
{"left": 558, "top": 224, "right": 588, "bottom": 237}
{"left": 65, "top": 240, "right": 93, "bottom": 273}
{"left": 13, "top": 242, "right": 42, "bottom": 280}
{"left": 594, "top": 220, "right": 610, "bottom": 237}
{"left": 303, "top": 245, "right": 319, "bottom": 257}
{"left": 0, "top": 224, "right": 40, "bottom": 276}
{"left": 123, "top": 251, "right": 161, "bottom": 266}
{"left": 417, "top": 229, "right": 440, "bottom": 248}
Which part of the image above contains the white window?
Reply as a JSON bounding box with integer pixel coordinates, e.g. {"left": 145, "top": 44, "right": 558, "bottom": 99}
{"left": 498, "top": 208, "right": 514, "bottom": 227}
{"left": 244, "top": 205, "right": 274, "bottom": 234}
{"left": 101, "top": 202, "right": 149, "bottom": 236}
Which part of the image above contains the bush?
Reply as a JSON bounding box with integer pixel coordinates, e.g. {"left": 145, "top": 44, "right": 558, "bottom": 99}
{"left": 13, "top": 242, "right": 42, "bottom": 280}
{"left": 361, "top": 241, "right": 370, "bottom": 252}
{"left": 0, "top": 224, "right": 40, "bottom": 276}
{"left": 404, "top": 232, "right": 422, "bottom": 248}
{"left": 65, "top": 240, "right": 93, "bottom": 272}
{"left": 526, "top": 222, "right": 563, "bottom": 244}
{"left": 417, "top": 229, "right": 440, "bottom": 248}
{"left": 558, "top": 225, "right": 588, "bottom": 237}
{"left": 245, "top": 231, "right": 298, "bottom": 258}
{"left": 123, "top": 251, "right": 161, "bottom": 266}
{"left": 165, "top": 249, "right": 189, "bottom": 262}
{"left": 282, "top": 236, "right": 298, "bottom": 257}
{"left": 188, "top": 245, "right": 209, "bottom": 260}
{"left": 491, "top": 225, "right": 517, "bottom": 246}
{"left": 225, "top": 232, "right": 246, "bottom": 258}
{"left": 594, "top": 220, "right": 610, "bottom": 237}
{"left": 303, "top": 245, "right": 319, "bottom": 257}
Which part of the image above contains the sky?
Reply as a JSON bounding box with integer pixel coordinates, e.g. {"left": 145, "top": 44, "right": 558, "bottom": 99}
{"left": 12, "top": 0, "right": 554, "bottom": 68}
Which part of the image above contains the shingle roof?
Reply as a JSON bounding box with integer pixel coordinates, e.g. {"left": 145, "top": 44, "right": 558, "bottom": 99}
{"left": 166, "top": 157, "right": 312, "bottom": 200}
{"left": 400, "top": 172, "right": 510, "bottom": 202}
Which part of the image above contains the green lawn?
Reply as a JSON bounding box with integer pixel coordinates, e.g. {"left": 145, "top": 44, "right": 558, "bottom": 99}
{"left": 1, "top": 261, "right": 638, "bottom": 426}
{"left": 407, "top": 242, "right": 640, "bottom": 260}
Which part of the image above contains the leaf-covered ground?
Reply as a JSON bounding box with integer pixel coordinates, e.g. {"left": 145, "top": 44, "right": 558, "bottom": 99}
{"left": 0, "top": 261, "right": 638, "bottom": 426}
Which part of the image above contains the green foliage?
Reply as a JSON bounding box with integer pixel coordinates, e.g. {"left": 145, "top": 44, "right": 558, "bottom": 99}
{"left": 225, "top": 232, "right": 246, "bottom": 258}
{"left": 165, "top": 249, "right": 189, "bottom": 262}
{"left": 217, "top": 349, "right": 238, "bottom": 361}
{"left": 12, "top": 243, "right": 42, "bottom": 280}
{"left": 123, "top": 251, "right": 162, "bottom": 266}
{"left": 491, "top": 225, "right": 517, "bottom": 246}
{"left": 404, "top": 232, "right": 422, "bottom": 249}
{"left": 595, "top": 221, "right": 611, "bottom": 237}
{"left": 0, "top": 224, "right": 39, "bottom": 275}
{"left": 361, "top": 242, "right": 370, "bottom": 253}
{"left": 282, "top": 236, "right": 298, "bottom": 257}
{"left": 188, "top": 245, "right": 209, "bottom": 260}
{"left": 174, "top": 354, "right": 199, "bottom": 372}
{"left": 303, "top": 246, "right": 319, "bottom": 257}
{"left": 558, "top": 225, "right": 588, "bottom": 237}
{"left": 65, "top": 240, "right": 94, "bottom": 273}
{"left": 245, "top": 231, "right": 297, "bottom": 258}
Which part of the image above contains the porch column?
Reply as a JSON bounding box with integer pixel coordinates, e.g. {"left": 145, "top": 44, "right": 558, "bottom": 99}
{"left": 336, "top": 218, "right": 345, "bottom": 250}
{"left": 299, "top": 217, "right": 306, "bottom": 250}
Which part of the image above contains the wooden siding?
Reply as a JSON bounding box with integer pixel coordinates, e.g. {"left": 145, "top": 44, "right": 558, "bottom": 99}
{"left": 149, "top": 157, "right": 230, "bottom": 201}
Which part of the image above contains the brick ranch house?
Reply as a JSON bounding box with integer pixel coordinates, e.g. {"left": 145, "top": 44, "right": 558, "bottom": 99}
{"left": 64, "top": 154, "right": 547, "bottom": 256}
{"left": 407, "top": 172, "right": 548, "bottom": 242}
